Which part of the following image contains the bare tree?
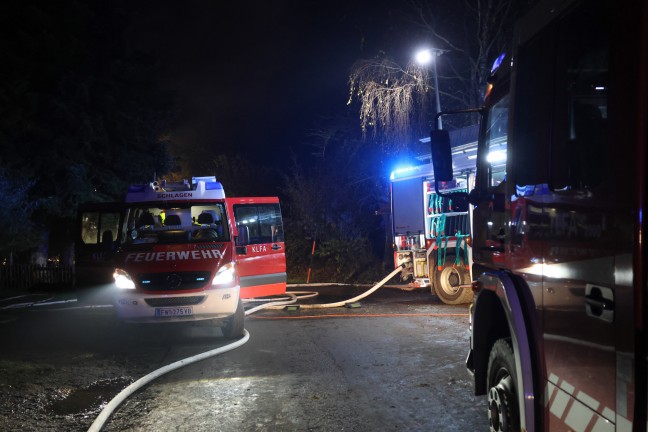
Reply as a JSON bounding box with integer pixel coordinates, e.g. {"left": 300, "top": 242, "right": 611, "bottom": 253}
{"left": 348, "top": 57, "right": 430, "bottom": 149}
{"left": 408, "top": 0, "right": 516, "bottom": 107}
{"left": 348, "top": 0, "right": 519, "bottom": 144}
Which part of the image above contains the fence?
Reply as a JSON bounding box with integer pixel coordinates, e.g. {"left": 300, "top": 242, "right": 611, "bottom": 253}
{"left": 0, "top": 264, "right": 74, "bottom": 291}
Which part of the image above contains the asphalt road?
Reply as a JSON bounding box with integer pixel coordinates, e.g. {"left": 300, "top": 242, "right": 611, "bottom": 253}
{"left": 0, "top": 285, "right": 488, "bottom": 431}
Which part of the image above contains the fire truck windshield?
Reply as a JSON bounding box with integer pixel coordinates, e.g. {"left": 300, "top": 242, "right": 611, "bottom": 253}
{"left": 122, "top": 202, "right": 230, "bottom": 245}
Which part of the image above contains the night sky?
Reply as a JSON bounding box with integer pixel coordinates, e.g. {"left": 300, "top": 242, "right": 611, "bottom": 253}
{"left": 121, "top": 1, "right": 410, "bottom": 170}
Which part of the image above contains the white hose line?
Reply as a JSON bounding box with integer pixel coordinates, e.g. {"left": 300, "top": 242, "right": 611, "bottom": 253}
{"left": 243, "top": 293, "right": 298, "bottom": 316}
{"left": 242, "top": 291, "right": 319, "bottom": 304}
{"left": 87, "top": 329, "right": 250, "bottom": 432}
{"left": 296, "top": 265, "right": 404, "bottom": 309}
{"left": 87, "top": 265, "right": 403, "bottom": 431}
{"left": 88, "top": 291, "right": 309, "bottom": 431}
{"left": 264, "top": 265, "right": 405, "bottom": 310}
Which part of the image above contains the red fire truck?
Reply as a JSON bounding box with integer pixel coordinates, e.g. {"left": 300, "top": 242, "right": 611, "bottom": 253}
{"left": 430, "top": 0, "right": 647, "bottom": 430}
{"left": 390, "top": 127, "right": 506, "bottom": 305}
{"left": 77, "top": 176, "right": 286, "bottom": 338}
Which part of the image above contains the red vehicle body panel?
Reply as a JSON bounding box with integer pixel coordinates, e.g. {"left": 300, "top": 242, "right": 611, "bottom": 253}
{"left": 226, "top": 197, "right": 287, "bottom": 299}
{"left": 116, "top": 242, "right": 234, "bottom": 295}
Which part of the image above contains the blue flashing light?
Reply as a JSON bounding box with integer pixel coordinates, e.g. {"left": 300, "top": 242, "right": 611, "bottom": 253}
{"left": 192, "top": 176, "right": 217, "bottom": 184}
{"left": 205, "top": 181, "right": 223, "bottom": 190}
{"left": 490, "top": 52, "right": 506, "bottom": 74}
{"left": 390, "top": 166, "right": 418, "bottom": 180}
{"left": 196, "top": 277, "right": 206, "bottom": 281}
{"left": 142, "top": 280, "right": 151, "bottom": 284}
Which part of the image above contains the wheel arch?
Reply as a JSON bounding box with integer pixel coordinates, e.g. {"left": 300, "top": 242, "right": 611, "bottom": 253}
{"left": 471, "top": 270, "right": 541, "bottom": 432}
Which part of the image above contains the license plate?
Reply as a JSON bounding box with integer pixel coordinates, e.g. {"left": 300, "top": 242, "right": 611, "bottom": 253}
{"left": 155, "top": 307, "right": 193, "bottom": 317}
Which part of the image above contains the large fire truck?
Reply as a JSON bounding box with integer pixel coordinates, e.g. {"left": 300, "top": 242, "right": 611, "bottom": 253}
{"left": 76, "top": 176, "right": 286, "bottom": 338}
{"left": 430, "top": 0, "right": 647, "bottom": 430}
{"left": 390, "top": 127, "right": 505, "bottom": 305}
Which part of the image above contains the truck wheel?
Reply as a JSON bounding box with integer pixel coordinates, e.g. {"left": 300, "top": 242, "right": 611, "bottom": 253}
{"left": 487, "top": 338, "right": 520, "bottom": 432}
{"left": 433, "top": 257, "right": 473, "bottom": 304}
{"left": 221, "top": 298, "right": 245, "bottom": 339}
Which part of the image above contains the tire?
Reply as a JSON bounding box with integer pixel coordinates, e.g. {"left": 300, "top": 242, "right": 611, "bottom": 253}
{"left": 487, "top": 338, "right": 520, "bottom": 432}
{"left": 433, "top": 256, "right": 473, "bottom": 304}
{"left": 221, "top": 298, "right": 245, "bottom": 339}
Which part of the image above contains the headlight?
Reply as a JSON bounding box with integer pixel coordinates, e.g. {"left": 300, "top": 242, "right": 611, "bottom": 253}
{"left": 113, "top": 268, "right": 136, "bottom": 289}
{"left": 212, "top": 262, "right": 236, "bottom": 286}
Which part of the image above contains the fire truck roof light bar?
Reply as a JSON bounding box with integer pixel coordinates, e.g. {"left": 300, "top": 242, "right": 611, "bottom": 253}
{"left": 125, "top": 177, "right": 226, "bottom": 203}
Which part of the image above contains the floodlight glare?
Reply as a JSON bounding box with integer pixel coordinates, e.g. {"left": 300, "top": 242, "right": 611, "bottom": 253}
{"left": 415, "top": 49, "right": 433, "bottom": 65}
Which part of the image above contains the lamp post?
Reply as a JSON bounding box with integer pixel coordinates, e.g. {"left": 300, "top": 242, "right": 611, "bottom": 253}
{"left": 415, "top": 48, "right": 444, "bottom": 130}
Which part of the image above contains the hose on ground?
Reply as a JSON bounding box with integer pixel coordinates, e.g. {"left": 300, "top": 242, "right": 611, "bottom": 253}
{"left": 266, "top": 264, "right": 404, "bottom": 310}
{"left": 88, "top": 264, "right": 404, "bottom": 431}
{"left": 242, "top": 291, "right": 318, "bottom": 315}
{"left": 87, "top": 329, "right": 250, "bottom": 432}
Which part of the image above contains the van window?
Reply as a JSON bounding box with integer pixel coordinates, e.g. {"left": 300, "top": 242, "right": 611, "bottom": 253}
{"left": 81, "top": 212, "right": 120, "bottom": 245}
{"left": 122, "top": 203, "right": 230, "bottom": 244}
{"left": 234, "top": 204, "right": 284, "bottom": 244}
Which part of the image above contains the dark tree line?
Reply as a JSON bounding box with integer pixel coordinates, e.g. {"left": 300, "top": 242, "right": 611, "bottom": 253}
{"left": 0, "top": 0, "right": 174, "bottom": 261}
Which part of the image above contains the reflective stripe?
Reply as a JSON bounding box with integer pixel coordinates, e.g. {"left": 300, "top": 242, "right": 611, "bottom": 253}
{"left": 591, "top": 414, "right": 614, "bottom": 432}
{"left": 549, "top": 373, "right": 560, "bottom": 385}
{"left": 550, "top": 383, "right": 571, "bottom": 419}
{"left": 547, "top": 374, "right": 629, "bottom": 432}
{"left": 240, "top": 272, "right": 287, "bottom": 288}
{"left": 616, "top": 415, "right": 632, "bottom": 432}
{"left": 559, "top": 379, "right": 575, "bottom": 395}
{"left": 564, "top": 395, "right": 596, "bottom": 432}
{"left": 576, "top": 390, "right": 601, "bottom": 413}
{"left": 545, "top": 381, "right": 556, "bottom": 406}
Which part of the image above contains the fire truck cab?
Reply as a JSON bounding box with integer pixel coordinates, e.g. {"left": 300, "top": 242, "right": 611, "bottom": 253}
{"left": 430, "top": 0, "right": 647, "bottom": 430}
{"left": 87, "top": 176, "right": 286, "bottom": 339}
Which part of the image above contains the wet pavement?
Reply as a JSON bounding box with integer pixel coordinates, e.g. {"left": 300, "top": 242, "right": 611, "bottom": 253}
{"left": 0, "top": 285, "right": 487, "bottom": 431}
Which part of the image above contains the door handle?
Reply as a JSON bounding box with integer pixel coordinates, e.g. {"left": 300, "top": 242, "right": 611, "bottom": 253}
{"left": 271, "top": 244, "right": 282, "bottom": 251}
{"left": 584, "top": 284, "right": 614, "bottom": 323}
{"left": 584, "top": 295, "right": 614, "bottom": 311}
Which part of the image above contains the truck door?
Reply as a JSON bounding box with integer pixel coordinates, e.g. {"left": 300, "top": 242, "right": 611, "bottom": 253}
{"left": 512, "top": 3, "right": 624, "bottom": 427}
{"left": 227, "top": 197, "right": 287, "bottom": 298}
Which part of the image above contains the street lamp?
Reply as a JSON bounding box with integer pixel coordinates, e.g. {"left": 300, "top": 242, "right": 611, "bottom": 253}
{"left": 415, "top": 48, "right": 444, "bottom": 130}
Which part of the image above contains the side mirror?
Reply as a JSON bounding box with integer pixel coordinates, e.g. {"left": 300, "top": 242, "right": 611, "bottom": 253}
{"left": 430, "top": 130, "right": 453, "bottom": 182}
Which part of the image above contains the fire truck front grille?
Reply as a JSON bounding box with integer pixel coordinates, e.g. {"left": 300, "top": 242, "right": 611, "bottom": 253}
{"left": 138, "top": 272, "right": 212, "bottom": 291}
{"left": 144, "top": 296, "right": 206, "bottom": 307}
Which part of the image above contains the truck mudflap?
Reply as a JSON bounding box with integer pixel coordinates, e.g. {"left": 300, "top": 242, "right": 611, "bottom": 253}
{"left": 466, "top": 302, "right": 475, "bottom": 376}
{"left": 465, "top": 349, "right": 475, "bottom": 377}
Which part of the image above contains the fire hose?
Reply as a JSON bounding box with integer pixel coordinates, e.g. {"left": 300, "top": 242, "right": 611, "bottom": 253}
{"left": 88, "top": 264, "right": 404, "bottom": 431}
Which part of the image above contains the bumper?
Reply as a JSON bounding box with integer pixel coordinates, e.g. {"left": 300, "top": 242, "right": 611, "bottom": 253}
{"left": 114, "top": 285, "right": 240, "bottom": 323}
